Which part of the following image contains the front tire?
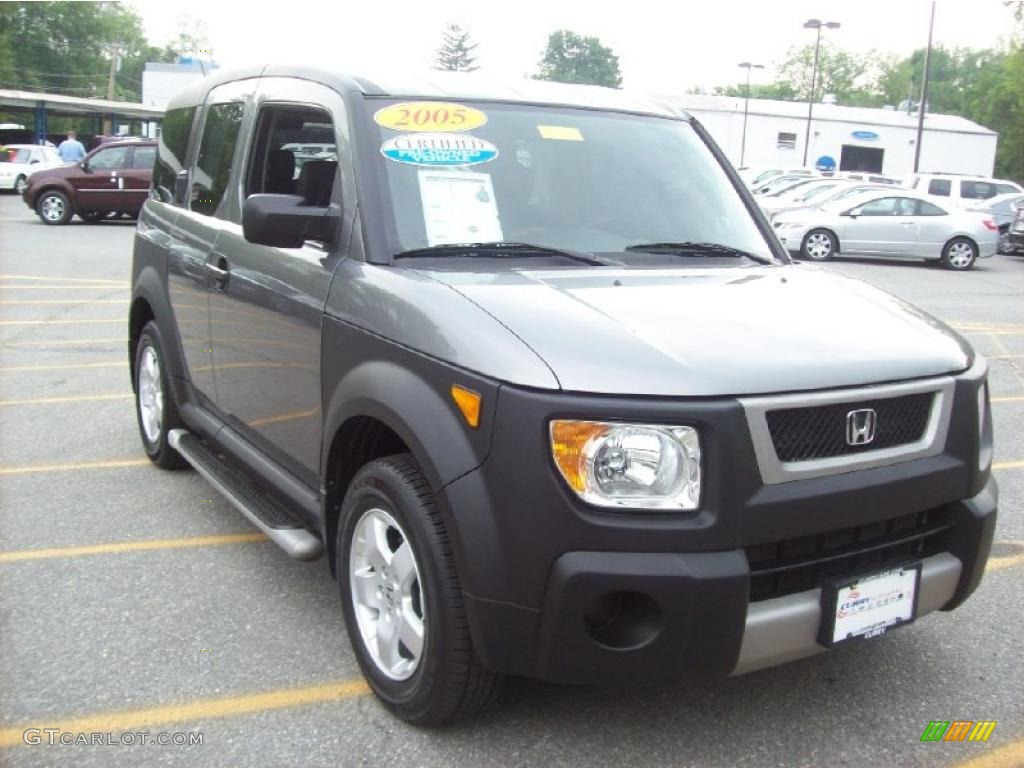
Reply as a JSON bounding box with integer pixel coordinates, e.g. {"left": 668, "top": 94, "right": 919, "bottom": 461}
{"left": 801, "top": 229, "right": 837, "bottom": 261}
{"left": 36, "top": 189, "right": 72, "bottom": 225}
{"left": 941, "top": 237, "right": 977, "bottom": 271}
{"left": 133, "top": 321, "right": 187, "bottom": 469}
{"left": 14, "top": 175, "right": 27, "bottom": 194}
{"left": 337, "top": 455, "right": 504, "bottom": 725}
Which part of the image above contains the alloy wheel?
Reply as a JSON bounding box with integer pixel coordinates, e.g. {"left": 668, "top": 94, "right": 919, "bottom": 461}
{"left": 41, "top": 194, "right": 65, "bottom": 223}
{"left": 137, "top": 345, "right": 164, "bottom": 444}
{"left": 805, "top": 232, "right": 833, "bottom": 260}
{"left": 947, "top": 241, "right": 975, "bottom": 269}
{"left": 349, "top": 507, "right": 425, "bottom": 681}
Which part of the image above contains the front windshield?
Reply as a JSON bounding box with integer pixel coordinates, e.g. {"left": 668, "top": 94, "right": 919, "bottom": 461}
{"left": 794, "top": 183, "right": 838, "bottom": 203}
{"left": 371, "top": 100, "right": 776, "bottom": 262}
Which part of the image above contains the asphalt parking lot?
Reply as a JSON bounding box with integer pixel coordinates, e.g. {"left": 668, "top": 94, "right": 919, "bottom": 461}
{"left": 0, "top": 193, "right": 1022, "bottom": 768}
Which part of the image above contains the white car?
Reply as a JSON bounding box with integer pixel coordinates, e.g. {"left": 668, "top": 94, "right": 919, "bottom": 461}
{"left": 905, "top": 173, "right": 1023, "bottom": 207}
{"left": 741, "top": 167, "right": 815, "bottom": 188}
{"left": 773, "top": 190, "right": 999, "bottom": 270}
{"left": 0, "top": 144, "right": 63, "bottom": 193}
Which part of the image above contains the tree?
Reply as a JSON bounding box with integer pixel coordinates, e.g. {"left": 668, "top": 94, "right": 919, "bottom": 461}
{"left": 0, "top": 1, "right": 166, "bottom": 105}
{"left": 536, "top": 30, "right": 622, "bottom": 88}
{"left": 435, "top": 23, "right": 479, "bottom": 72}
{"left": 773, "top": 42, "right": 886, "bottom": 107}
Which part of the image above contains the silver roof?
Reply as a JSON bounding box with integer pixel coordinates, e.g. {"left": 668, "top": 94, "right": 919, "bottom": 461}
{"left": 167, "top": 65, "right": 688, "bottom": 119}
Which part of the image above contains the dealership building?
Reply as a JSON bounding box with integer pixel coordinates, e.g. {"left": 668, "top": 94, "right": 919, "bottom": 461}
{"left": 671, "top": 94, "right": 997, "bottom": 179}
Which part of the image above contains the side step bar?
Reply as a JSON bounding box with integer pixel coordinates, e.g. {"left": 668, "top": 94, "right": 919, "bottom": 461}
{"left": 168, "top": 429, "right": 323, "bottom": 561}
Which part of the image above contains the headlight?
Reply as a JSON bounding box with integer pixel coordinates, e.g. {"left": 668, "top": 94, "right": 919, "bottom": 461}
{"left": 549, "top": 420, "right": 701, "bottom": 510}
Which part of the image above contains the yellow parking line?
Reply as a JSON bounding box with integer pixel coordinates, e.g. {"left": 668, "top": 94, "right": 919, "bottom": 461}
{"left": 0, "top": 274, "right": 129, "bottom": 286}
{"left": 0, "top": 458, "right": 147, "bottom": 475}
{"left": 987, "top": 553, "right": 1024, "bottom": 573}
{"left": 0, "top": 679, "right": 370, "bottom": 748}
{"left": 248, "top": 408, "right": 320, "bottom": 427}
{"left": 992, "top": 396, "right": 1024, "bottom": 403}
{"left": 0, "top": 393, "right": 131, "bottom": 407}
{"left": 1, "top": 338, "right": 125, "bottom": 348}
{"left": 0, "top": 284, "right": 130, "bottom": 290}
{"left": 0, "top": 533, "right": 267, "bottom": 563}
{"left": 994, "top": 460, "right": 1024, "bottom": 471}
{"left": 0, "top": 299, "right": 130, "bottom": 305}
{"left": 0, "top": 319, "right": 124, "bottom": 325}
{"left": 950, "top": 738, "right": 1024, "bottom": 768}
{"left": 0, "top": 361, "right": 125, "bottom": 373}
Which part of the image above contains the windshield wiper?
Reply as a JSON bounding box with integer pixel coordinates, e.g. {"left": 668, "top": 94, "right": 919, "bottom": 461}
{"left": 624, "top": 241, "right": 773, "bottom": 264}
{"left": 392, "top": 242, "right": 609, "bottom": 266}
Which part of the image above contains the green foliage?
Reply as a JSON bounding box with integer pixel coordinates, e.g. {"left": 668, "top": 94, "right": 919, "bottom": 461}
{"left": 435, "top": 23, "right": 479, "bottom": 72}
{"left": 0, "top": 0, "right": 176, "bottom": 108}
{"left": 536, "top": 30, "right": 622, "bottom": 88}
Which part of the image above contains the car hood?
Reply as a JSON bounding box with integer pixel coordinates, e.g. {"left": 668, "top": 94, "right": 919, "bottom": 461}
{"left": 420, "top": 264, "right": 972, "bottom": 396}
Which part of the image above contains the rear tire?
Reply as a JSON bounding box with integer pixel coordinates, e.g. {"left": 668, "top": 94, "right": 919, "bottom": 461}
{"left": 133, "top": 321, "right": 187, "bottom": 469}
{"left": 79, "top": 211, "right": 112, "bottom": 223}
{"left": 36, "top": 189, "right": 72, "bottom": 225}
{"left": 941, "top": 237, "right": 977, "bottom": 271}
{"left": 337, "top": 454, "right": 504, "bottom": 725}
{"left": 801, "top": 229, "right": 837, "bottom": 261}
{"left": 14, "top": 175, "right": 27, "bottom": 194}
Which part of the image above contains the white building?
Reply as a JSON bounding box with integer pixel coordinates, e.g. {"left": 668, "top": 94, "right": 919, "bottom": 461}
{"left": 669, "top": 94, "right": 997, "bottom": 179}
{"left": 142, "top": 61, "right": 218, "bottom": 110}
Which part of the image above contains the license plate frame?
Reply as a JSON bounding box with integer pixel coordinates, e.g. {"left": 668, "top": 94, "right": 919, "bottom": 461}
{"left": 818, "top": 562, "right": 922, "bottom": 647}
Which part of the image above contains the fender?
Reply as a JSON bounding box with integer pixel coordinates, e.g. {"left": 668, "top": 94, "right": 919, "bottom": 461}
{"left": 320, "top": 355, "right": 497, "bottom": 494}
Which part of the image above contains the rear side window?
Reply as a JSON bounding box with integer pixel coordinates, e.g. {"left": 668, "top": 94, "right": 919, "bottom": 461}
{"left": 917, "top": 200, "right": 947, "bottom": 216}
{"left": 995, "top": 183, "right": 1019, "bottom": 195}
{"left": 927, "top": 179, "right": 951, "bottom": 196}
{"left": 191, "top": 102, "right": 245, "bottom": 217}
{"left": 153, "top": 107, "right": 196, "bottom": 204}
{"left": 131, "top": 145, "right": 156, "bottom": 169}
{"left": 960, "top": 180, "right": 995, "bottom": 200}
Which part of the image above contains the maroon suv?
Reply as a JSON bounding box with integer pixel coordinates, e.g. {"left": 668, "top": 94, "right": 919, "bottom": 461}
{"left": 22, "top": 139, "right": 156, "bottom": 225}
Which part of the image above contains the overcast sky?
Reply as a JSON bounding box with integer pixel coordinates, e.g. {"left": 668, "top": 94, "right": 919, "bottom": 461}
{"left": 131, "top": 0, "right": 1019, "bottom": 95}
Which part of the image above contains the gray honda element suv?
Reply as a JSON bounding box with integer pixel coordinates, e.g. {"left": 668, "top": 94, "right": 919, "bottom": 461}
{"left": 130, "top": 66, "right": 997, "bottom": 725}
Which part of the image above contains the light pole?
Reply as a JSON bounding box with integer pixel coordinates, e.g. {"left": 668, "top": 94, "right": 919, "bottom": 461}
{"left": 913, "top": 1, "right": 936, "bottom": 172}
{"left": 738, "top": 61, "right": 764, "bottom": 167}
{"left": 802, "top": 19, "right": 840, "bottom": 167}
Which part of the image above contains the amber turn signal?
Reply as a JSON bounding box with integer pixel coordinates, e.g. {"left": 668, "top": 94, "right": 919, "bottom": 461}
{"left": 451, "top": 385, "right": 482, "bottom": 428}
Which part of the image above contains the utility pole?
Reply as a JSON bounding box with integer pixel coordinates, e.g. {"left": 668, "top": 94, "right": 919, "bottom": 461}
{"left": 913, "top": 1, "right": 936, "bottom": 173}
{"left": 102, "top": 46, "right": 119, "bottom": 136}
{"left": 738, "top": 62, "right": 764, "bottom": 167}
{"left": 801, "top": 19, "right": 840, "bottom": 167}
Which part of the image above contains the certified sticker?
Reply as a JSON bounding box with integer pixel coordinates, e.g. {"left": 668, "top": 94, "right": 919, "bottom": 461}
{"left": 374, "top": 102, "right": 487, "bottom": 132}
{"left": 380, "top": 133, "right": 498, "bottom": 167}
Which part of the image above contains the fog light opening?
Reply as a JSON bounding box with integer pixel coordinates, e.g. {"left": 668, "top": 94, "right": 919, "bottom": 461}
{"left": 583, "top": 591, "right": 663, "bottom": 650}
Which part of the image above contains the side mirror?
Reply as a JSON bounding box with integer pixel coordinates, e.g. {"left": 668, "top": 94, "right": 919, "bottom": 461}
{"left": 30, "top": 159, "right": 40, "bottom": 165}
{"left": 243, "top": 194, "right": 341, "bottom": 248}
{"left": 843, "top": 208, "right": 861, "bottom": 218}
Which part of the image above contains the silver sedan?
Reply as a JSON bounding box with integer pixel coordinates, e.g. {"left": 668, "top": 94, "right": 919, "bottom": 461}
{"left": 772, "top": 190, "right": 1000, "bottom": 270}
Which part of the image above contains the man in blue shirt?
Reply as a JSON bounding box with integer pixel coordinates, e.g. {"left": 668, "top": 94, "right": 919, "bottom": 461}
{"left": 57, "top": 131, "right": 86, "bottom": 163}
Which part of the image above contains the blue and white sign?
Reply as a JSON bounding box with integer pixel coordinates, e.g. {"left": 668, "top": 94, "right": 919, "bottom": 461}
{"left": 851, "top": 130, "right": 880, "bottom": 141}
{"left": 381, "top": 133, "right": 498, "bottom": 167}
{"left": 815, "top": 155, "right": 837, "bottom": 172}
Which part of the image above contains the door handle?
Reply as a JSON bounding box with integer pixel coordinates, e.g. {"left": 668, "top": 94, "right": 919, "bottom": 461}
{"left": 204, "top": 253, "right": 230, "bottom": 290}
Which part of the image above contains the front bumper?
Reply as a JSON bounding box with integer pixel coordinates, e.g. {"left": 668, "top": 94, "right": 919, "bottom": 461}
{"left": 441, "top": 366, "right": 994, "bottom": 685}
{"left": 456, "top": 481, "right": 995, "bottom": 685}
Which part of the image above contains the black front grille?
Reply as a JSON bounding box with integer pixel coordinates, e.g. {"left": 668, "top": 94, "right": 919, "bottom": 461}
{"left": 745, "top": 507, "right": 954, "bottom": 602}
{"left": 766, "top": 393, "right": 933, "bottom": 462}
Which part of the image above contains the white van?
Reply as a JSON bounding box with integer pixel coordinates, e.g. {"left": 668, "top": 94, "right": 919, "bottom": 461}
{"left": 906, "top": 173, "right": 1022, "bottom": 207}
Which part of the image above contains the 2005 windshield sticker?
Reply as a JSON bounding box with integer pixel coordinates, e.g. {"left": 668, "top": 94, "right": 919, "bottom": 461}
{"left": 380, "top": 133, "right": 499, "bottom": 167}
{"left": 374, "top": 102, "right": 487, "bottom": 132}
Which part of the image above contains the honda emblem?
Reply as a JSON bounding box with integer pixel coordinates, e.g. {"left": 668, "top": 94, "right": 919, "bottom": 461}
{"left": 846, "top": 408, "right": 877, "bottom": 446}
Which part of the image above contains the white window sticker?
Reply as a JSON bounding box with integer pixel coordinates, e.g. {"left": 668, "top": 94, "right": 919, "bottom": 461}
{"left": 418, "top": 170, "right": 503, "bottom": 246}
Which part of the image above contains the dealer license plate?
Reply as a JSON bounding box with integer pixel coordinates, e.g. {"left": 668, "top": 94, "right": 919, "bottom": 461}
{"left": 819, "top": 563, "right": 922, "bottom": 647}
